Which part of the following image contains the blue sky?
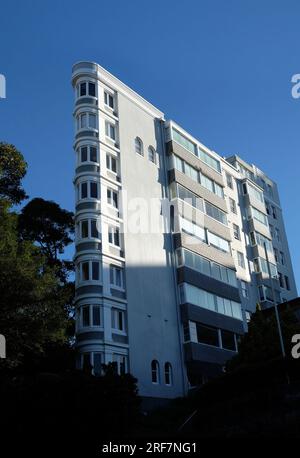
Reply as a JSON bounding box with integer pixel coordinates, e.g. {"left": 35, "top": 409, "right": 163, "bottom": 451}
{"left": 0, "top": 0, "right": 299, "bottom": 290}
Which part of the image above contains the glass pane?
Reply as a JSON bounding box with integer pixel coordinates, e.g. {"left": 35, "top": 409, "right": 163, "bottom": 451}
{"left": 93, "top": 353, "right": 102, "bottom": 376}
{"left": 92, "top": 262, "right": 99, "bottom": 280}
{"left": 221, "top": 330, "right": 236, "bottom": 351}
{"left": 82, "top": 306, "right": 90, "bottom": 327}
{"left": 92, "top": 306, "right": 101, "bottom": 326}
{"left": 90, "top": 146, "right": 97, "bottom": 162}
{"left": 196, "top": 323, "right": 219, "bottom": 347}
{"left": 81, "top": 182, "right": 87, "bottom": 199}
{"left": 88, "top": 82, "right": 95, "bottom": 97}
{"left": 80, "top": 82, "right": 86, "bottom": 96}
{"left": 90, "top": 182, "right": 98, "bottom": 198}
{"left": 91, "top": 220, "right": 98, "bottom": 238}
{"left": 81, "top": 220, "right": 88, "bottom": 238}
{"left": 82, "top": 262, "right": 89, "bottom": 281}
{"left": 81, "top": 146, "right": 88, "bottom": 162}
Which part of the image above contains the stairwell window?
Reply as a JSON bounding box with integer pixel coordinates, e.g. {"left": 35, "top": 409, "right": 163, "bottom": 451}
{"left": 110, "top": 265, "right": 124, "bottom": 289}
{"left": 112, "top": 309, "right": 125, "bottom": 332}
{"left": 237, "top": 251, "right": 245, "bottom": 269}
{"left": 105, "top": 122, "right": 116, "bottom": 141}
{"left": 106, "top": 154, "right": 117, "bottom": 173}
{"left": 107, "top": 188, "right": 118, "bottom": 209}
{"left": 233, "top": 223, "right": 240, "bottom": 240}
{"left": 104, "top": 91, "right": 114, "bottom": 109}
{"left": 108, "top": 226, "right": 120, "bottom": 246}
{"left": 164, "top": 363, "right": 172, "bottom": 386}
{"left": 135, "top": 137, "right": 143, "bottom": 156}
{"left": 151, "top": 360, "right": 160, "bottom": 384}
{"left": 229, "top": 198, "right": 237, "bottom": 214}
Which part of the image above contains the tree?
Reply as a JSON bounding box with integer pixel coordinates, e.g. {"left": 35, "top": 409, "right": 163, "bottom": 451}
{"left": 18, "top": 198, "right": 74, "bottom": 282}
{"left": 227, "top": 306, "right": 300, "bottom": 371}
{"left": 0, "top": 142, "right": 27, "bottom": 204}
{"left": 0, "top": 203, "right": 73, "bottom": 369}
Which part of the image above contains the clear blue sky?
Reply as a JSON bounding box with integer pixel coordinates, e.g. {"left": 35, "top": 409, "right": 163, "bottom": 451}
{"left": 0, "top": 0, "right": 299, "bottom": 290}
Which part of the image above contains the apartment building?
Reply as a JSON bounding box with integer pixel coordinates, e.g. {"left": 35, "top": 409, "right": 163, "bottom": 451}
{"left": 72, "top": 62, "right": 297, "bottom": 399}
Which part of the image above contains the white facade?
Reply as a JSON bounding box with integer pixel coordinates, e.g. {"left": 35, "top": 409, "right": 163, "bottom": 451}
{"left": 72, "top": 62, "right": 297, "bottom": 399}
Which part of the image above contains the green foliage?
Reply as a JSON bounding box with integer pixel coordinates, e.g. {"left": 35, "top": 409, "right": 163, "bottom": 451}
{"left": 18, "top": 197, "right": 74, "bottom": 282}
{"left": 0, "top": 204, "right": 73, "bottom": 368}
{"left": 0, "top": 142, "right": 27, "bottom": 204}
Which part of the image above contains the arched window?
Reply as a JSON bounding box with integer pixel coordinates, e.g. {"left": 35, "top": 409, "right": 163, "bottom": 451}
{"left": 151, "top": 360, "right": 159, "bottom": 384}
{"left": 164, "top": 362, "right": 172, "bottom": 385}
{"left": 135, "top": 137, "right": 143, "bottom": 156}
{"left": 148, "top": 146, "right": 156, "bottom": 163}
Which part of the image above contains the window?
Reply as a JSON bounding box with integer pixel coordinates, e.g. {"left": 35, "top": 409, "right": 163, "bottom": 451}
{"left": 233, "top": 223, "right": 240, "bottom": 240}
{"left": 151, "top": 360, "right": 160, "bottom": 384}
{"left": 245, "top": 311, "right": 251, "bottom": 323}
{"left": 173, "top": 155, "right": 184, "bottom": 173}
{"left": 221, "top": 330, "right": 236, "bottom": 351}
{"left": 237, "top": 251, "right": 245, "bottom": 269}
{"left": 107, "top": 188, "right": 118, "bottom": 208}
{"left": 104, "top": 91, "right": 114, "bottom": 109}
{"left": 112, "top": 309, "right": 125, "bottom": 331}
{"left": 207, "top": 231, "right": 230, "bottom": 253}
{"left": 148, "top": 146, "right": 156, "bottom": 164}
{"left": 247, "top": 183, "right": 264, "bottom": 203}
{"left": 177, "top": 184, "right": 204, "bottom": 212}
{"left": 106, "top": 154, "right": 117, "bottom": 173}
{"left": 108, "top": 226, "right": 120, "bottom": 246}
{"left": 278, "top": 272, "right": 284, "bottom": 288}
{"left": 113, "top": 354, "right": 127, "bottom": 375}
{"left": 271, "top": 206, "right": 277, "bottom": 219}
{"left": 241, "top": 280, "right": 248, "bottom": 298}
{"left": 79, "top": 260, "right": 101, "bottom": 282}
{"left": 274, "top": 248, "right": 279, "bottom": 263}
{"left": 252, "top": 231, "right": 273, "bottom": 252}
{"left": 183, "top": 323, "right": 190, "bottom": 342}
{"left": 269, "top": 224, "right": 274, "bottom": 238}
{"left": 226, "top": 173, "right": 233, "bottom": 189}
{"left": 135, "top": 137, "right": 143, "bottom": 156}
{"left": 182, "top": 283, "right": 242, "bottom": 320}
{"left": 78, "top": 81, "right": 96, "bottom": 97}
{"left": 105, "top": 122, "right": 116, "bottom": 141}
{"left": 184, "top": 162, "right": 198, "bottom": 182}
{"left": 254, "top": 257, "right": 278, "bottom": 277}
{"left": 78, "top": 145, "right": 97, "bottom": 163}
{"left": 164, "top": 363, "right": 172, "bottom": 385}
{"left": 205, "top": 201, "right": 227, "bottom": 225}
{"left": 82, "top": 306, "right": 90, "bottom": 327}
{"left": 267, "top": 183, "right": 274, "bottom": 198}
{"left": 180, "top": 216, "right": 206, "bottom": 242}
{"left": 172, "top": 128, "right": 197, "bottom": 155}
{"left": 199, "top": 149, "right": 221, "bottom": 172}
{"left": 178, "top": 248, "right": 237, "bottom": 287}
{"left": 251, "top": 207, "right": 268, "bottom": 226}
{"left": 92, "top": 305, "right": 101, "bottom": 326}
{"left": 229, "top": 198, "right": 237, "bottom": 214}
{"left": 77, "top": 112, "right": 97, "bottom": 130}
{"left": 196, "top": 323, "right": 219, "bottom": 347}
{"left": 79, "top": 181, "right": 99, "bottom": 200}
{"left": 110, "top": 265, "right": 124, "bottom": 289}
{"left": 80, "top": 219, "right": 99, "bottom": 239}
{"left": 285, "top": 275, "right": 290, "bottom": 290}
{"left": 265, "top": 200, "right": 270, "bottom": 215}
{"left": 280, "top": 251, "right": 285, "bottom": 265}
{"left": 275, "top": 227, "right": 280, "bottom": 241}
